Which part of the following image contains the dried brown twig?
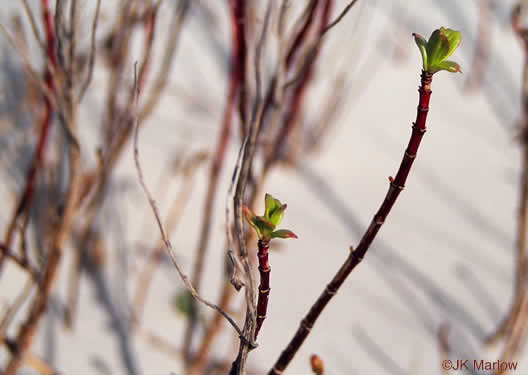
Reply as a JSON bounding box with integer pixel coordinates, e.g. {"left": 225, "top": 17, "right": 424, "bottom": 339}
{"left": 486, "top": 2, "right": 528, "bottom": 347}
{"left": 228, "top": 4, "right": 273, "bottom": 375}
{"left": 2, "top": 0, "right": 58, "bottom": 260}
{"left": 4, "top": 29, "right": 81, "bottom": 375}
{"left": 132, "top": 64, "right": 243, "bottom": 340}
{"left": 486, "top": 5, "right": 528, "bottom": 371}
{"left": 78, "top": 0, "right": 102, "bottom": 101}
{"left": 133, "top": 151, "right": 209, "bottom": 324}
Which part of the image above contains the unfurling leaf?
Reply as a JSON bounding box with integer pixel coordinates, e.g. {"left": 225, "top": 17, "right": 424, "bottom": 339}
{"left": 270, "top": 229, "right": 298, "bottom": 239}
{"left": 413, "top": 33, "right": 428, "bottom": 71}
{"left": 265, "top": 193, "right": 286, "bottom": 226}
{"left": 253, "top": 216, "right": 275, "bottom": 240}
{"left": 413, "top": 27, "right": 461, "bottom": 75}
{"left": 243, "top": 205, "right": 261, "bottom": 238}
{"left": 245, "top": 194, "right": 297, "bottom": 242}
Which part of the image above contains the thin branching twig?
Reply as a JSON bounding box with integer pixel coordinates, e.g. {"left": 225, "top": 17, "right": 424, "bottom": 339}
{"left": 78, "top": 0, "right": 102, "bottom": 101}
{"left": 132, "top": 64, "right": 243, "bottom": 339}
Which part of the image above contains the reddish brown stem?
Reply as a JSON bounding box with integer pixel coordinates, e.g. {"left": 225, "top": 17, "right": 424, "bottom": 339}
{"left": 270, "top": 0, "right": 333, "bottom": 164}
{"left": 268, "top": 71, "right": 433, "bottom": 375}
{"left": 234, "top": 0, "right": 248, "bottom": 135}
{"left": 0, "top": 244, "right": 38, "bottom": 279}
{"left": 2, "top": 0, "right": 57, "bottom": 256}
{"left": 255, "top": 239, "right": 270, "bottom": 339}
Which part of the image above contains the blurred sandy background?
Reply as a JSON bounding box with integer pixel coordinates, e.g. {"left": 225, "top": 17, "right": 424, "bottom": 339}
{"left": 0, "top": 0, "right": 526, "bottom": 374}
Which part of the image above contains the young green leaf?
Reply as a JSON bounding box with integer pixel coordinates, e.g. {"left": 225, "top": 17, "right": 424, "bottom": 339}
{"left": 243, "top": 205, "right": 262, "bottom": 238}
{"left": 265, "top": 194, "right": 283, "bottom": 222}
{"left": 270, "top": 229, "right": 298, "bottom": 239}
{"left": 426, "top": 29, "right": 450, "bottom": 68}
{"left": 413, "top": 27, "right": 462, "bottom": 75}
{"left": 439, "top": 27, "right": 461, "bottom": 60}
{"left": 269, "top": 203, "right": 286, "bottom": 227}
{"left": 246, "top": 194, "right": 297, "bottom": 241}
{"left": 253, "top": 216, "right": 276, "bottom": 240}
{"left": 431, "top": 60, "right": 461, "bottom": 74}
{"left": 413, "top": 33, "right": 428, "bottom": 71}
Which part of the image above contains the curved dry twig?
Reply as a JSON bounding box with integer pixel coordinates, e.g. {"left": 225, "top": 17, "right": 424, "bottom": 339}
{"left": 322, "top": 0, "right": 360, "bottom": 35}
{"left": 229, "top": 4, "right": 273, "bottom": 375}
{"left": 78, "top": 0, "right": 102, "bottom": 101}
{"left": 20, "top": 0, "right": 46, "bottom": 54}
{"left": 132, "top": 65, "right": 243, "bottom": 339}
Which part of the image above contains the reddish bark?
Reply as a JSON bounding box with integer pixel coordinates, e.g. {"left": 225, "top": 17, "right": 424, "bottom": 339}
{"left": 269, "top": 71, "right": 434, "bottom": 375}
{"left": 271, "top": 0, "right": 334, "bottom": 163}
{"left": 2, "top": 0, "right": 57, "bottom": 259}
{"left": 254, "top": 239, "right": 271, "bottom": 339}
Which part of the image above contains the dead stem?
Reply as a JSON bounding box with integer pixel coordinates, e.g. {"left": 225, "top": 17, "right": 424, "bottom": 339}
{"left": 139, "top": 0, "right": 190, "bottom": 122}
{"left": 228, "top": 4, "right": 272, "bottom": 375}
{"left": 0, "top": 244, "right": 38, "bottom": 278}
{"left": 190, "top": 2, "right": 338, "bottom": 370}
{"left": 268, "top": 0, "right": 334, "bottom": 166}
{"left": 321, "top": 0, "right": 359, "bottom": 35}
{"left": 133, "top": 151, "right": 208, "bottom": 324}
{"left": 20, "top": 0, "right": 45, "bottom": 54}
{"left": 132, "top": 64, "right": 243, "bottom": 340}
{"left": 66, "top": 3, "right": 163, "bottom": 326}
{"left": 78, "top": 0, "right": 102, "bottom": 101}
{"left": 2, "top": 1, "right": 82, "bottom": 370}
{"left": 486, "top": 3, "right": 528, "bottom": 346}
{"left": 1, "top": 0, "right": 58, "bottom": 262}
{"left": 0, "top": 278, "right": 35, "bottom": 332}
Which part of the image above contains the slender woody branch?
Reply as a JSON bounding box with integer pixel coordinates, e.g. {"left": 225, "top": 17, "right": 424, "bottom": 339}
{"left": 229, "top": 5, "right": 273, "bottom": 375}
{"left": 132, "top": 64, "right": 243, "bottom": 341}
{"left": 269, "top": 71, "right": 437, "bottom": 374}
{"left": 255, "top": 239, "right": 271, "bottom": 339}
{"left": 2, "top": 0, "right": 58, "bottom": 260}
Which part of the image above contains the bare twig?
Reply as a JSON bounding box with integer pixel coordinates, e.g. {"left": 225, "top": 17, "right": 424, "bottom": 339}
{"left": 1, "top": 0, "right": 59, "bottom": 271}
{"left": 185, "top": 138, "right": 248, "bottom": 375}
{"left": 78, "top": 0, "right": 102, "bottom": 101}
{"left": 228, "top": 4, "right": 272, "bottom": 374}
{"left": 0, "top": 244, "right": 37, "bottom": 278}
{"left": 133, "top": 151, "right": 208, "bottom": 324}
{"left": 321, "top": 0, "right": 359, "bottom": 35}
{"left": 20, "top": 0, "right": 46, "bottom": 54}
{"left": 0, "top": 24, "right": 58, "bottom": 110}
{"left": 132, "top": 64, "right": 243, "bottom": 339}
{"left": 139, "top": 0, "right": 190, "bottom": 122}
{"left": 0, "top": 279, "right": 35, "bottom": 332}
{"left": 486, "top": 2, "right": 528, "bottom": 346}
{"left": 268, "top": 0, "right": 334, "bottom": 166}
